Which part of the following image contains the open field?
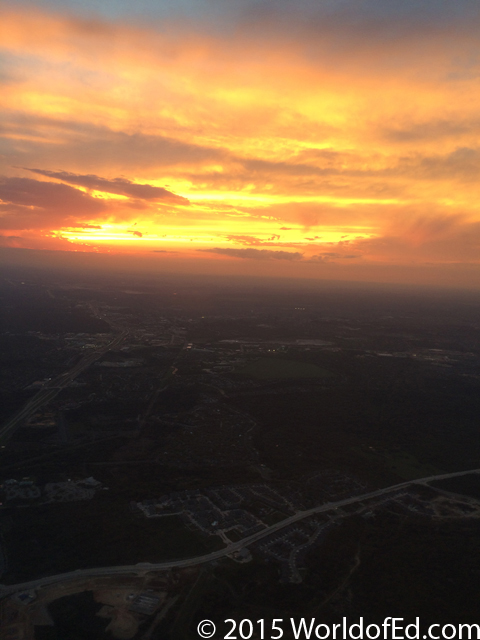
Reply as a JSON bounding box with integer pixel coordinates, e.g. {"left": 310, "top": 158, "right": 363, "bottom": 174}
{"left": 236, "top": 357, "right": 333, "bottom": 380}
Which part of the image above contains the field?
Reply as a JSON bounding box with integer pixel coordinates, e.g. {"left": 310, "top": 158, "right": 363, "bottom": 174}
{"left": 356, "top": 447, "right": 440, "bottom": 480}
{"left": 1, "top": 494, "right": 221, "bottom": 583}
{"left": 236, "top": 356, "right": 332, "bottom": 380}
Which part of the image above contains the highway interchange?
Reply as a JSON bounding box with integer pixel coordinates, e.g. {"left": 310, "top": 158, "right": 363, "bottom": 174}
{"left": 0, "top": 330, "right": 128, "bottom": 444}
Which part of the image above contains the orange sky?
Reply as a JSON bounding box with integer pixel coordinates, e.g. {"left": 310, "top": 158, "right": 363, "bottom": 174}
{"left": 1, "top": 2, "right": 480, "bottom": 287}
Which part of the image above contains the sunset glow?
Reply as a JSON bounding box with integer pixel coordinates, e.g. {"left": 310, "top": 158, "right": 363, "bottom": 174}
{"left": 1, "top": 1, "right": 480, "bottom": 286}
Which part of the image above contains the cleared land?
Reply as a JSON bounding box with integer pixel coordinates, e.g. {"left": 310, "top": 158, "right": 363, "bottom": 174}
{"left": 236, "top": 357, "right": 332, "bottom": 380}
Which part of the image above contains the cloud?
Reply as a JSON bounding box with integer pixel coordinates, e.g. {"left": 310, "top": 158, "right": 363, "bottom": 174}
{"left": 225, "top": 234, "right": 265, "bottom": 246}
{"left": 198, "top": 247, "right": 303, "bottom": 260}
{"left": 309, "top": 252, "right": 360, "bottom": 262}
{"left": 416, "top": 147, "right": 480, "bottom": 182}
{"left": 0, "top": 176, "right": 108, "bottom": 229}
{"left": 0, "top": 114, "right": 226, "bottom": 174}
{"left": 0, "top": 232, "right": 91, "bottom": 251}
{"left": 0, "top": 234, "right": 22, "bottom": 245}
{"left": 24, "top": 168, "right": 190, "bottom": 204}
{"left": 257, "top": 201, "right": 369, "bottom": 229}
{"left": 239, "top": 157, "right": 334, "bottom": 177}
{"left": 396, "top": 213, "right": 464, "bottom": 245}
{"left": 1, "top": 4, "right": 480, "bottom": 281}
{"left": 225, "top": 234, "right": 281, "bottom": 246}
{"left": 383, "top": 118, "right": 480, "bottom": 143}
{"left": 345, "top": 213, "right": 480, "bottom": 263}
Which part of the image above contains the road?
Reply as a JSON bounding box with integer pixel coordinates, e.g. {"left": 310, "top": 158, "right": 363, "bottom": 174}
{"left": 0, "top": 330, "right": 128, "bottom": 443}
{"left": 1, "top": 466, "right": 479, "bottom": 598}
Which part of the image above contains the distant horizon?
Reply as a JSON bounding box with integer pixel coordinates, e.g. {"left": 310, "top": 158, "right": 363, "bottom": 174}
{"left": 2, "top": 246, "right": 480, "bottom": 294}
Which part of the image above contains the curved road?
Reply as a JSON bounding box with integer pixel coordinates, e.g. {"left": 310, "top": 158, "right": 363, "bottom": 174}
{"left": 1, "top": 467, "right": 479, "bottom": 598}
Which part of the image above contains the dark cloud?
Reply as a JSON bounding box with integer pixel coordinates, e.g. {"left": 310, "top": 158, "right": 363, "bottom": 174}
{"left": 383, "top": 119, "right": 480, "bottom": 143}
{"left": 348, "top": 215, "right": 480, "bottom": 262}
{"left": 309, "top": 252, "right": 360, "bottom": 262}
{"left": 237, "top": 0, "right": 480, "bottom": 23}
{"left": 401, "top": 214, "right": 463, "bottom": 242}
{"left": 225, "top": 234, "right": 281, "bottom": 246}
{"left": 240, "top": 149, "right": 480, "bottom": 184}
{"left": 242, "top": 146, "right": 480, "bottom": 186}
{"left": 226, "top": 235, "right": 263, "bottom": 246}
{"left": 0, "top": 233, "right": 80, "bottom": 251}
{"left": 16, "top": 0, "right": 480, "bottom": 31}
{"left": 416, "top": 147, "right": 480, "bottom": 182}
{"left": 128, "top": 229, "right": 143, "bottom": 237}
{"left": 24, "top": 168, "right": 190, "bottom": 204}
{"left": 236, "top": 0, "right": 480, "bottom": 53}
{"left": 0, "top": 176, "right": 108, "bottom": 229}
{"left": 0, "top": 114, "right": 225, "bottom": 172}
{"left": 239, "top": 158, "right": 334, "bottom": 177}
{"left": 198, "top": 247, "right": 303, "bottom": 260}
{"left": 258, "top": 201, "right": 366, "bottom": 229}
{"left": 0, "top": 234, "right": 21, "bottom": 242}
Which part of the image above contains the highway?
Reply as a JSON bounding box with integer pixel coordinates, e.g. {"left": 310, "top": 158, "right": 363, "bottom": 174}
{"left": 0, "top": 330, "right": 128, "bottom": 443}
{"left": 1, "top": 466, "right": 479, "bottom": 599}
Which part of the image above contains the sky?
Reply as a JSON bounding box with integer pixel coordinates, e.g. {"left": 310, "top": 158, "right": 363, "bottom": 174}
{"left": 1, "top": 0, "right": 480, "bottom": 287}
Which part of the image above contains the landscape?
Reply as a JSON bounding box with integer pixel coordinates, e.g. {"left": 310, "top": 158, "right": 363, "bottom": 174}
{"left": 0, "top": 267, "right": 479, "bottom": 638}
{"left": 2, "top": 0, "right": 480, "bottom": 636}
